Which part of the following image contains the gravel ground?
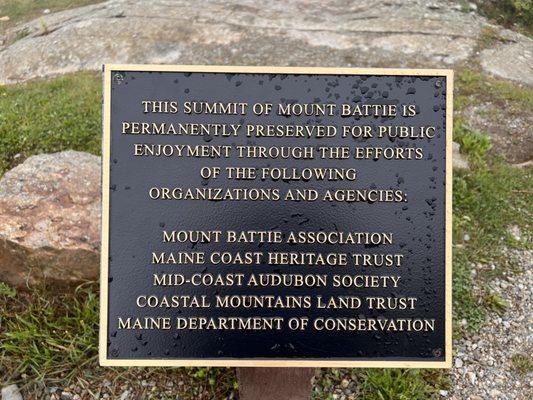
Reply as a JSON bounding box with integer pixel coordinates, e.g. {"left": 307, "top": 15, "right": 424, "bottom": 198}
{"left": 448, "top": 249, "right": 533, "bottom": 400}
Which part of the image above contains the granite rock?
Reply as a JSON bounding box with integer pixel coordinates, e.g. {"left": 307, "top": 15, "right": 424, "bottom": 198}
{"left": 0, "top": 0, "right": 485, "bottom": 84}
{"left": 0, "top": 151, "right": 101, "bottom": 287}
{"left": 1, "top": 385, "right": 23, "bottom": 400}
{"left": 453, "top": 141, "right": 470, "bottom": 170}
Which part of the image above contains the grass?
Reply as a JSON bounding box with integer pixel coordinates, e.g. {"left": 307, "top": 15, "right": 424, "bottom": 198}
{"left": 0, "top": 283, "right": 238, "bottom": 398}
{"left": 0, "top": 0, "right": 103, "bottom": 35}
{"left": 452, "top": 119, "right": 532, "bottom": 331}
{"left": 0, "top": 71, "right": 101, "bottom": 175}
{"left": 0, "top": 283, "right": 99, "bottom": 382}
{"left": 455, "top": 67, "right": 533, "bottom": 113}
{"left": 474, "top": 0, "right": 533, "bottom": 37}
{"left": 313, "top": 369, "right": 449, "bottom": 400}
{"left": 0, "top": 71, "right": 531, "bottom": 397}
{"left": 510, "top": 353, "right": 533, "bottom": 376}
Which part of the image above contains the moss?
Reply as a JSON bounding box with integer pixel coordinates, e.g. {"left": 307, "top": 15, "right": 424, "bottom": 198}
{"left": 313, "top": 368, "right": 449, "bottom": 400}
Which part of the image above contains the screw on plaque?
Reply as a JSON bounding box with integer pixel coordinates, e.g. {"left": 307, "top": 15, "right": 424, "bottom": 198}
{"left": 110, "top": 348, "right": 119, "bottom": 357}
{"left": 435, "top": 80, "right": 442, "bottom": 88}
{"left": 114, "top": 73, "right": 124, "bottom": 85}
{"left": 432, "top": 348, "right": 443, "bottom": 357}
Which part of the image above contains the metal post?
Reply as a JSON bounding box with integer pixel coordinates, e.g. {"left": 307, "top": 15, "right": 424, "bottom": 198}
{"left": 237, "top": 367, "right": 315, "bottom": 400}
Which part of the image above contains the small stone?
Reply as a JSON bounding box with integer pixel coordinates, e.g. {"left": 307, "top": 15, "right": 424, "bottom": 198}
{"left": 61, "top": 392, "right": 73, "bottom": 400}
{"left": 469, "top": 396, "right": 483, "bottom": 400}
{"left": 508, "top": 225, "right": 521, "bottom": 241}
{"left": 455, "top": 358, "right": 464, "bottom": 368}
{"left": 119, "top": 390, "right": 130, "bottom": 400}
{"left": 439, "top": 389, "right": 449, "bottom": 397}
{"left": 467, "top": 371, "right": 477, "bottom": 385}
{"left": 1, "top": 385, "right": 23, "bottom": 400}
{"left": 43, "top": 9, "right": 51, "bottom": 14}
{"left": 453, "top": 142, "right": 470, "bottom": 170}
{"left": 0, "top": 16, "right": 10, "bottom": 22}
{"left": 341, "top": 379, "right": 349, "bottom": 388}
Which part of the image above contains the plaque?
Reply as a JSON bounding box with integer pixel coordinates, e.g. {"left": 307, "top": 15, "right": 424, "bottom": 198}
{"left": 99, "top": 65, "right": 452, "bottom": 367}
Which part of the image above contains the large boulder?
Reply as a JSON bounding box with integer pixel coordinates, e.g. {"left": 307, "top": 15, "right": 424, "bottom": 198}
{"left": 1, "top": 0, "right": 531, "bottom": 87}
{"left": 0, "top": 151, "right": 100, "bottom": 288}
{"left": 479, "top": 31, "right": 533, "bottom": 86}
{"left": 0, "top": 0, "right": 489, "bottom": 84}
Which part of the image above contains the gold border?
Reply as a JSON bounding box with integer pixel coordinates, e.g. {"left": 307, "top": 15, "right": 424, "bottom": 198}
{"left": 100, "top": 64, "right": 453, "bottom": 368}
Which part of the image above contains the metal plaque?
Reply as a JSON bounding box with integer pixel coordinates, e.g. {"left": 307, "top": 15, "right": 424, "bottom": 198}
{"left": 100, "top": 65, "right": 452, "bottom": 367}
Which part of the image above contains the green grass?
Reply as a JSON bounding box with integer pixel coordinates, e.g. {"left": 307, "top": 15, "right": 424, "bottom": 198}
{"left": 0, "top": 71, "right": 101, "bottom": 175}
{"left": 359, "top": 369, "right": 448, "bottom": 400}
{"left": 0, "top": 282, "right": 238, "bottom": 398}
{"left": 455, "top": 68, "right": 533, "bottom": 112}
{"left": 0, "top": 0, "right": 103, "bottom": 34}
{"left": 510, "top": 353, "right": 533, "bottom": 376}
{"left": 452, "top": 121, "right": 532, "bottom": 331}
{"left": 474, "top": 0, "right": 533, "bottom": 37}
{"left": 0, "top": 283, "right": 99, "bottom": 382}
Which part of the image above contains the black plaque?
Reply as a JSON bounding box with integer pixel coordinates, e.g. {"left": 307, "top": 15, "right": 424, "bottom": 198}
{"left": 100, "top": 65, "right": 452, "bottom": 367}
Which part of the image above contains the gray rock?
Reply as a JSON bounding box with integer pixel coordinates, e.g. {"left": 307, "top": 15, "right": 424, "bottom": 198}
{"left": 453, "top": 142, "right": 470, "bottom": 170}
{"left": 0, "top": 151, "right": 101, "bottom": 288}
{"left": 1, "top": 385, "right": 23, "bottom": 400}
{"left": 0, "top": 0, "right": 486, "bottom": 84}
{"left": 0, "top": 1, "right": 530, "bottom": 86}
{"left": 480, "top": 32, "right": 533, "bottom": 85}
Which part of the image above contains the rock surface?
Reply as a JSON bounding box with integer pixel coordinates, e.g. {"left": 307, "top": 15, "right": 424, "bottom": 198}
{"left": 479, "top": 33, "right": 533, "bottom": 86}
{"left": 1, "top": 385, "right": 23, "bottom": 400}
{"left": 0, "top": 0, "right": 530, "bottom": 86}
{"left": 453, "top": 141, "right": 470, "bottom": 170}
{"left": 0, "top": 151, "right": 101, "bottom": 287}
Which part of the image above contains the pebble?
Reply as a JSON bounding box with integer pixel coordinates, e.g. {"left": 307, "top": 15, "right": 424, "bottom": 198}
{"left": 449, "top": 250, "right": 532, "bottom": 400}
{"left": 60, "top": 392, "right": 72, "bottom": 400}
{"left": 1, "top": 385, "right": 23, "bottom": 400}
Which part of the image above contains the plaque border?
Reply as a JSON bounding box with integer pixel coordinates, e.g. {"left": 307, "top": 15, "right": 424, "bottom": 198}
{"left": 100, "top": 64, "right": 453, "bottom": 368}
